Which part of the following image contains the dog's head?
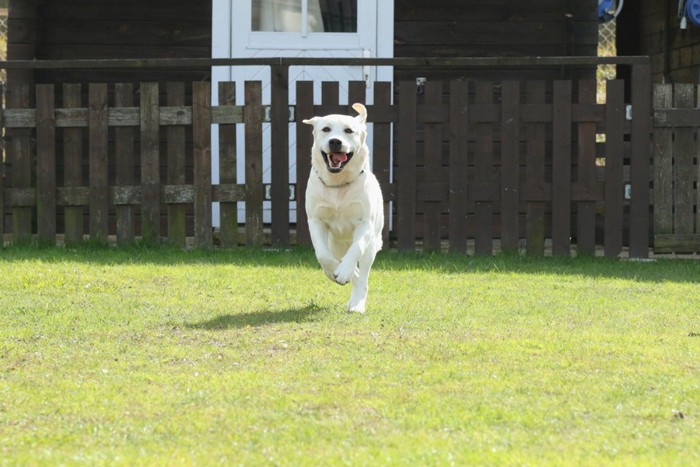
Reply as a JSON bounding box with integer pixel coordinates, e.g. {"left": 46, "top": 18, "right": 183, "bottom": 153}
{"left": 303, "top": 103, "right": 368, "bottom": 180}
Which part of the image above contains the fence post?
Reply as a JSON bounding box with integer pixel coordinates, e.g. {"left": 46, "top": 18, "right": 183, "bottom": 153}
{"left": 604, "top": 80, "right": 625, "bottom": 257}
{"left": 270, "top": 64, "right": 290, "bottom": 247}
{"left": 372, "top": 81, "right": 393, "bottom": 247}
{"left": 525, "top": 81, "right": 546, "bottom": 256}
{"left": 36, "top": 84, "right": 57, "bottom": 244}
{"left": 629, "top": 61, "right": 651, "bottom": 258}
{"left": 474, "top": 81, "right": 494, "bottom": 255}
{"left": 218, "top": 81, "right": 238, "bottom": 248}
{"left": 193, "top": 81, "right": 213, "bottom": 247}
{"left": 576, "top": 80, "right": 598, "bottom": 255}
{"left": 140, "top": 82, "right": 160, "bottom": 243}
{"left": 64, "top": 84, "right": 85, "bottom": 245}
{"left": 0, "top": 85, "right": 4, "bottom": 246}
{"left": 652, "top": 84, "right": 673, "bottom": 240}
{"left": 89, "top": 83, "right": 109, "bottom": 243}
{"left": 552, "top": 80, "right": 572, "bottom": 256}
{"left": 167, "top": 82, "right": 187, "bottom": 247}
{"left": 7, "top": 84, "right": 32, "bottom": 243}
{"left": 397, "top": 81, "right": 417, "bottom": 251}
{"left": 245, "top": 81, "right": 264, "bottom": 246}
{"left": 295, "top": 80, "right": 314, "bottom": 246}
{"left": 423, "top": 81, "right": 443, "bottom": 252}
{"left": 501, "top": 80, "right": 521, "bottom": 253}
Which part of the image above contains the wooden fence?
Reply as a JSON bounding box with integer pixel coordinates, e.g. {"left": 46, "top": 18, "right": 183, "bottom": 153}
{"left": 0, "top": 57, "right": 655, "bottom": 257}
{"left": 653, "top": 84, "right": 700, "bottom": 254}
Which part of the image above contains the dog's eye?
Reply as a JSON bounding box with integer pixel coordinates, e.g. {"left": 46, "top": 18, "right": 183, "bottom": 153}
{"left": 344, "top": 128, "right": 354, "bottom": 134}
{"left": 321, "top": 127, "right": 331, "bottom": 132}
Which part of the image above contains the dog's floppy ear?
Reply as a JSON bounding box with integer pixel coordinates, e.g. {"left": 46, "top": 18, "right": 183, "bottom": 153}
{"left": 302, "top": 117, "right": 318, "bottom": 126}
{"left": 352, "top": 103, "right": 367, "bottom": 125}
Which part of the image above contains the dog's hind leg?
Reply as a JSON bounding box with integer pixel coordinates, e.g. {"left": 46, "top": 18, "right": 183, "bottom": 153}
{"left": 347, "top": 246, "right": 378, "bottom": 313}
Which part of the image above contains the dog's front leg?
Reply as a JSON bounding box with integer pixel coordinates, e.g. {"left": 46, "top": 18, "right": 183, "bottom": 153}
{"left": 334, "top": 222, "right": 371, "bottom": 285}
{"left": 308, "top": 218, "right": 340, "bottom": 282}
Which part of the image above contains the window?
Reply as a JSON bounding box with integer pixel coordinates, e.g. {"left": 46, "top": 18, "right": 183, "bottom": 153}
{"left": 252, "top": 0, "right": 357, "bottom": 33}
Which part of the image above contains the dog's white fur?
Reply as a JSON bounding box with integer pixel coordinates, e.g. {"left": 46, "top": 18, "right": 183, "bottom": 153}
{"left": 303, "top": 103, "right": 384, "bottom": 313}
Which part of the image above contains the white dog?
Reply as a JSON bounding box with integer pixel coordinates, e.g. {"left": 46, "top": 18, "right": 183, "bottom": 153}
{"left": 303, "top": 103, "right": 384, "bottom": 313}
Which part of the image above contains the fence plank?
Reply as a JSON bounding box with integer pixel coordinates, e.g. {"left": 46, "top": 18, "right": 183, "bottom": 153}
{"left": 0, "top": 86, "right": 4, "bottom": 245}
{"left": 165, "top": 82, "right": 187, "bottom": 247}
{"left": 115, "top": 83, "right": 135, "bottom": 244}
{"left": 89, "top": 83, "right": 109, "bottom": 243}
{"left": 373, "top": 81, "right": 393, "bottom": 246}
{"left": 629, "top": 62, "right": 651, "bottom": 258}
{"left": 140, "top": 82, "right": 160, "bottom": 243}
{"left": 525, "top": 81, "right": 546, "bottom": 256}
{"left": 218, "top": 81, "right": 238, "bottom": 248}
{"left": 576, "top": 80, "right": 597, "bottom": 255}
{"left": 397, "top": 81, "right": 417, "bottom": 251}
{"left": 448, "top": 80, "right": 469, "bottom": 253}
{"left": 271, "top": 65, "right": 290, "bottom": 246}
{"left": 423, "top": 81, "right": 443, "bottom": 252}
{"left": 7, "top": 84, "right": 32, "bottom": 242}
{"left": 193, "top": 81, "right": 213, "bottom": 247}
{"left": 672, "top": 84, "right": 695, "bottom": 236}
{"left": 474, "top": 81, "right": 494, "bottom": 255}
{"left": 295, "top": 81, "right": 314, "bottom": 246}
{"left": 245, "top": 81, "right": 264, "bottom": 246}
{"left": 552, "top": 80, "right": 572, "bottom": 255}
{"left": 652, "top": 84, "right": 673, "bottom": 238}
{"left": 604, "top": 80, "right": 625, "bottom": 257}
{"left": 501, "top": 81, "right": 520, "bottom": 253}
{"left": 36, "top": 85, "right": 57, "bottom": 243}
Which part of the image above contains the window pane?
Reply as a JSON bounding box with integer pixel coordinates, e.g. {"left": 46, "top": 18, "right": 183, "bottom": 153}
{"left": 252, "top": 0, "right": 357, "bottom": 33}
{"left": 318, "top": 0, "right": 357, "bottom": 33}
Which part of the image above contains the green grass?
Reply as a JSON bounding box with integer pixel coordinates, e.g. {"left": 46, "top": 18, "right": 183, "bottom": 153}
{"left": 1, "top": 245, "right": 699, "bottom": 465}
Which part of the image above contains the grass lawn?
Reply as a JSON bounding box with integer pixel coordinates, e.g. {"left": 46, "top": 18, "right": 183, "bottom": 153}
{"left": 1, "top": 245, "right": 698, "bottom": 465}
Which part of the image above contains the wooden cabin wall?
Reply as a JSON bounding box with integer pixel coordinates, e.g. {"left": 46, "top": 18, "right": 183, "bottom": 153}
{"left": 8, "top": 0, "right": 212, "bottom": 85}
{"left": 393, "top": 0, "right": 599, "bottom": 82}
{"left": 623, "top": 0, "right": 700, "bottom": 84}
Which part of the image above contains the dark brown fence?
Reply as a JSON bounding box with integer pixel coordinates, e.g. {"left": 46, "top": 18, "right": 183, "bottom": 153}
{"left": 0, "top": 57, "right": 653, "bottom": 257}
{"left": 653, "top": 84, "right": 700, "bottom": 254}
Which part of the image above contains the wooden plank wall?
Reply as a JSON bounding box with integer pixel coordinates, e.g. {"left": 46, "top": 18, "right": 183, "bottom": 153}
{"left": 1, "top": 78, "right": 651, "bottom": 258}
{"left": 653, "top": 84, "right": 700, "bottom": 253}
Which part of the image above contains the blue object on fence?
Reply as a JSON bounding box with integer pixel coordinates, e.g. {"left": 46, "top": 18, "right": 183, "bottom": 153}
{"left": 687, "top": 0, "right": 700, "bottom": 26}
{"left": 599, "top": 0, "right": 615, "bottom": 22}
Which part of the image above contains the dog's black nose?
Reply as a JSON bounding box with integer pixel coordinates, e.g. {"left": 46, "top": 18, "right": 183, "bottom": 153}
{"left": 329, "top": 138, "right": 343, "bottom": 152}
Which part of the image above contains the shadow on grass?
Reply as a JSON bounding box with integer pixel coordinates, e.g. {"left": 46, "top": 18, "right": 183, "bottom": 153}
{"left": 186, "top": 305, "right": 324, "bottom": 329}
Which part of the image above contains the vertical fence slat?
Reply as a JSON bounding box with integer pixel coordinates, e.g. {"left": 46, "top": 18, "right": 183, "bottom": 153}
{"left": 423, "top": 81, "right": 442, "bottom": 252}
{"left": 373, "top": 81, "right": 393, "bottom": 246}
{"left": 7, "top": 84, "right": 32, "bottom": 242}
{"left": 673, "top": 84, "right": 695, "bottom": 236}
{"left": 629, "top": 63, "right": 651, "bottom": 258}
{"left": 525, "top": 81, "right": 546, "bottom": 256}
{"left": 271, "top": 65, "right": 290, "bottom": 246}
{"left": 245, "top": 81, "right": 264, "bottom": 246}
{"left": 0, "top": 86, "right": 4, "bottom": 245}
{"left": 652, "top": 84, "right": 673, "bottom": 239}
{"left": 193, "top": 81, "right": 213, "bottom": 247}
{"left": 218, "top": 81, "right": 238, "bottom": 248}
{"left": 295, "top": 81, "right": 314, "bottom": 246}
{"left": 397, "top": 81, "right": 417, "bottom": 251}
{"left": 63, "top": 84, "right": 84, "bottom": 245}
{"left": 36, "top": 84, "right": 56, "bottom": 243}
{"left": 501, "top": 80, "right": 520, "bottom": 253}
{"left": 89, "top": 83, "right": 109, "bottom": 243}
{"left": 140, "top": 82, "right": 160, "bottom": 243}
{"left": 166, "top": 82, "right": 187, "bottom": 247}
{"left": 604, "top": 80, "right": 625, "bottom": 257}
{"left": 552, "top": 80, "right": 572, "bottom": 255}
{"left": 449, "top": 79, "right": 469, "bottom": 254}
{"left": 576, "top": 80, "right": 597, "bottom": 255}
{"left": 115, "top": 83, "right": 135, "bottom": 244}
{"left": 474, "top": 81, "right": 493, "bottom": 255}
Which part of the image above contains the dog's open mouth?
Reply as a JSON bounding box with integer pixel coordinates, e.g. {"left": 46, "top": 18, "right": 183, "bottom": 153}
{"left": 322, "top": 151, "right": 354, "bottom": 173}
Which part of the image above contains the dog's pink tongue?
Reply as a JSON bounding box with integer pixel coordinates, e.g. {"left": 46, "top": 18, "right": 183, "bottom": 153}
{"left": 331, "top": 152, "right": 348, "bottom": 165}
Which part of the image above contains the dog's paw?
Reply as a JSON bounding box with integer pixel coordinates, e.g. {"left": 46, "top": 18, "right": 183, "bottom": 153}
{"left": 318, "top": 257, "right": 340, "bottom": 282}
{"left": 347, "top": 299, "right": 366, "bottom": 313}
{"left": 333, "top": 261, "right": 359, "bottom": 286}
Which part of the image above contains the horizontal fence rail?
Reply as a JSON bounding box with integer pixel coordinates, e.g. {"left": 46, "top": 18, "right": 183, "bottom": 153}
{"left": 0, "top": 57, "right": 654, "bottom": 257}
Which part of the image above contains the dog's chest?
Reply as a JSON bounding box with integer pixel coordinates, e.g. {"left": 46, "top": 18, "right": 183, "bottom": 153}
{"left": 315, "top": 200, "right": 364, "bottom": 237}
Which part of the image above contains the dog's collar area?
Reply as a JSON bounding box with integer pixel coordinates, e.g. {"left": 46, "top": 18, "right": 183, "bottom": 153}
{"left": 315, "top": 168, "right": 365, "bottom": 189}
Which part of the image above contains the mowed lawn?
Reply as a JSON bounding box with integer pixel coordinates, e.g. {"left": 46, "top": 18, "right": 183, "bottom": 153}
{"left": 1, "top": 246, "right": 698, "bottom": 465}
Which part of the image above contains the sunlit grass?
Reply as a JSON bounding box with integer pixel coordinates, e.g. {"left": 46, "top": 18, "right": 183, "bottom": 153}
{"left": 1, "top": 246, "right": 698, "bottom": 465}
